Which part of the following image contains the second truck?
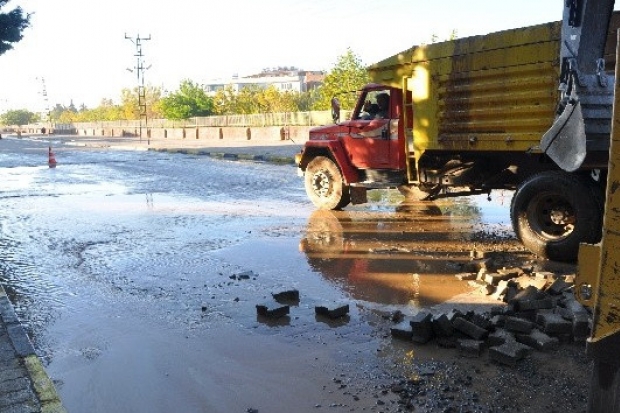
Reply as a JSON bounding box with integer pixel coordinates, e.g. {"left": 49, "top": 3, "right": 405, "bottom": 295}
{"left": 295, "top": 2, "right": 620, "bottom": 262}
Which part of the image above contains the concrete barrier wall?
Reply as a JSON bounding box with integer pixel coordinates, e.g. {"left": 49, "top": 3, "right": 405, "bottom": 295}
{"left": 23, "top": 125, "right": 314, "bottom": 145}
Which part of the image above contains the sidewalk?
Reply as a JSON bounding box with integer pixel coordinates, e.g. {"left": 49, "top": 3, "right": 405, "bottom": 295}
{"left": 0, "top": 285, "right": 66, "bottom": 413}
{"left": 60, "top": 135, "right": 305, "bottom": 164}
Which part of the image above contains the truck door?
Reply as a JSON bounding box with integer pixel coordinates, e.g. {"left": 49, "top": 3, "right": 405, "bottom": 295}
{"left": 341, "top": 90, "right": 399, "bottom": 170}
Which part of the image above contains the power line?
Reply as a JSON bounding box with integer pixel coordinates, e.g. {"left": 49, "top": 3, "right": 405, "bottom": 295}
{"left": 125, "top": 33, "right": 152, "bottom": 144}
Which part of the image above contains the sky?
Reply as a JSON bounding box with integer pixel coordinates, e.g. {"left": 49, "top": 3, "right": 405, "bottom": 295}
{"left": 0, "top": 0, "right": 616, "bottom": 113}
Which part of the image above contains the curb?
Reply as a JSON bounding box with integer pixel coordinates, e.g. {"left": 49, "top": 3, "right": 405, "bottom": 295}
{"left": 148, "top": 147, "right": 297, "bottom": 165}
{"left": 0, "top": 284, "right": 67, "bottom": 413}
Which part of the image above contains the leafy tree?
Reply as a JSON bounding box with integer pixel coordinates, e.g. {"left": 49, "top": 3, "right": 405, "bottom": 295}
{"left": 312, "top": 48, "right": 370, "bottom": 111}
{"left": 1, "top": 109, "right": 36, "bottom": 126}
{"left": 159, "top": 80, "right": 213, "bottom": 120}
{"left": 213, "top": 85, "right": 237, "bottom": 115}
{"left": 0, "top": 0, "right": 30, "bottom": 56}
{"left": 120, "top": 86, "right": 162, "bottom": 120}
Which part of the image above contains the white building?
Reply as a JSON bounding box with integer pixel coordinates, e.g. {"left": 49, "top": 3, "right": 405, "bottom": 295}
{"left": 203, "top": 69, "right": 324, "bottom": 96}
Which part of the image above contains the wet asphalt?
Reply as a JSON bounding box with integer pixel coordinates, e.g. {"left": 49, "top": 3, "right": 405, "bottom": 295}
{"left": 0, "top": 133, "right": 301, "bottom": 413}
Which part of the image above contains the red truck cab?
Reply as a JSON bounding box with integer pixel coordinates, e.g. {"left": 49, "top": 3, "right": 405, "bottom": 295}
{"left": 296, "top": 84, "right": 408, "bottom": 210}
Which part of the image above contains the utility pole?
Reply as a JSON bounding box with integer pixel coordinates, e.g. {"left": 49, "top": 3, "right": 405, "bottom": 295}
{"left": 125, "top": 33, "right": 151, "bottom": 144}
{"left": 37, "top": 77, "right": 51, "bottom": 134}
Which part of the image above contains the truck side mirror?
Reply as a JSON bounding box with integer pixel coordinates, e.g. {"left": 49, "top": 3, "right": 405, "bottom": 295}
{"left": 331, "top": 98, "right": 341, "bottom": 123}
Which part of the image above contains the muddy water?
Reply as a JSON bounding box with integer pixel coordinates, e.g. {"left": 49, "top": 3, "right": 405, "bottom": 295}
{"left": 0, "top": 139, "right": 555, "bottom": 412}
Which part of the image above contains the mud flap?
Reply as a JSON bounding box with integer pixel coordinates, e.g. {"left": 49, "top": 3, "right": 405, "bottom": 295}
{"left": 350, "top": 187, "right": 367, "bottom": 205}
{"left": 540, "top": 99, "right": 587, "bottom": 172}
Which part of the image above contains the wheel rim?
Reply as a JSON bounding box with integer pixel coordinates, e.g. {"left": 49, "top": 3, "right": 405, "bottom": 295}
{"left": 311, "top": 170, "right": 333, "bottom": 198}
{"left": 526, "top": 193, "right": 575, "bottom": 240}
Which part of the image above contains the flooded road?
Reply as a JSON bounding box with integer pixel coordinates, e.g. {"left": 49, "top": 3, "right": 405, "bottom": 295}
{"left": 0, "top": 136, "right": 579, "bottom": 412}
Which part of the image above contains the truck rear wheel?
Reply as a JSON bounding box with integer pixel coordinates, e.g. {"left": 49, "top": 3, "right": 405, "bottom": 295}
{"left": 510, "top": 171, "right": 603, "bottom": 262}
{"left": 304, "top": 156, "right": 350, "bottom": 210}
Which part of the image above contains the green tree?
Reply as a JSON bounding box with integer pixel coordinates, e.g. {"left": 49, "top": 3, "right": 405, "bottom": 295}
{"left": 0, "top": 0, "right": 30, "bottom": 56}
{"left": 159, "top": 80, "right": 213, "bottom": 120}
{"left": 312, "top": 48, "right": 370, "bottom": 111}
{"left": 120, "top": 86, "right": 162, "bottom": 120}
{"left": 1, "top": 109, "right": 36, "bottom": 126}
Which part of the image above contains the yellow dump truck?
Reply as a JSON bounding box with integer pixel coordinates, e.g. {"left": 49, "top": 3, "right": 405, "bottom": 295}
{"left": 296, "top": 8, "right": 620, "bottom": 262}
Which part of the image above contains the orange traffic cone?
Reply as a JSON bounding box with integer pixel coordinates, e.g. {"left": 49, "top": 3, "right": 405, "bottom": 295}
{"left": 48, "top": 146, "right": 57, "bottom": 168}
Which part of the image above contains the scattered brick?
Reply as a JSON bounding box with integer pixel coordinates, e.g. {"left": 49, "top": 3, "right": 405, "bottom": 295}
{"left": 487, "top": 329, "right": 515, "bottom": 346}
{"left": 431, "top": 313, "right": 454, "bottom": 337}
{"left": 511, "top": 285, "right": 543, "bottom": 303}
{"left": 491, "top": 280, "right": 510, "bottom": 301}
{"left": 484, "top": 272, "right": 514, "bottom": 286}
{"left": 256, "top": 301, "right": 290, "bottom": 318}
{"left": 546, "top": 277, "right": 573, "bottom": 295}
{"left": 536, "top": 313, "right": 573, "bottom": 335}
{"left": 572, "top": 312, "right": 590, "bottom": 338}
{"left": 503, "top": 286, "right": 519, "bottom": 303}
{"left": 455, "top": 272, "right": 477, "bottom": 281}
{"left": 315, "top": 303, "right": 349, "bottom": 319}
{"left": 272, "top": 289, "right": 300, "bottom": 304}
{"left": 453, "top": 317, "right": 488, "bottom": 340}
{"left": 516, "top": 297, "right": 554, "bottom": 311}
{"left": 470, "top": 313, "right": 494, "bottom": 331}
{"left": 504, "top": 316, "right": 534, "bottom": 334}
{"left": 515, "top": 329, "right": 559, "bottom": 351}
{"left": 390, "top": 320, "right": 413, "bottom": 340}
{"left": 489, "top": 341, "right": 532, "bottom": 366}
{"left": 410, "top": 312, "right": 434, "bottom": 344}
{"left": 497, "top": 267, "right": 522, "bottom": 278}
{"left": 458, "top": 339, "right": 484, "bottom": 358}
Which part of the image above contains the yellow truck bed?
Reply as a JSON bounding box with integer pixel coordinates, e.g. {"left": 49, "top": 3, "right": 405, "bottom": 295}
{"left": 369, "top": 14, "right": 620, "bottom": 154}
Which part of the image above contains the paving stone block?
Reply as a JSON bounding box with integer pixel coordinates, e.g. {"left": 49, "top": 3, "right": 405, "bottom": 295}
{"left": 515, "top": 329, "right": 559, "bottom": 351}
{"left": 458, "top": 339, "right": 484, "bottom": 358}
{"left": 453, "top": 317, "right": 488, "bottom": 340}
{"left": 573, "top": 312, "right": 590, "bottom": 338}
{"left": 497, "top": 267, "right": 522, "bottom": 278}
{"left": 468, "top": 280, "right": 494, "bottom": 295}
{"left": 503, "top": 286, "right": 519, "bottom": 303}
{"left": 487, "top": 328, "right": 515, "bottom": 346}
{"left": 489, "top": 341, "right": 532, "bottom": 366}
{"left": 431, "top": 313, "right": 454, "bottom": 337}
{"left": 470, "top": 313, "right": 494, "bottom": 331}
{"left": 272, "top": 289, "right": 300, "bottom": 304}
{"left": 256, "top": 301, "right": 290, "bottom": 318}
{"left": 410, "top": 312, "right": 434, "bottom": 344}
{"left": 504, "top": 316, "right": 534, "bottom": 334}
{"left": 562, "top": 297, "right": 589, "bottom": 317}
{"left": 484, "top": 272, "right": 514, "bottom": 286}
{"left": 491, "top": 280, "right": 510, "bottom": 301}
{"left": 390, "top": 320, "right": 413, "bottom": 340}
{"left": 455, "top": 272, "right": 477, "bottom": 281}
{"left": 516, "top": 297, "right": 554, "bottom": 311}
{"left": 315, "top": 303, "right": 349, "bottom": 319}
{"left": 510, "top": 285, "right": 543, "bottom": 303}
{"left": 490, "top": 315, "right": 505, "bottom": 328}
{"left": 536, "top": 313, "right": 573, "bottom": 335}
{"left": 546, "top": 278, "right": 573, "bottom": 295}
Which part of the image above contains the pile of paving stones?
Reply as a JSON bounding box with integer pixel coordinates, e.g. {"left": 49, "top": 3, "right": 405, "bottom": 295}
{"left": 390, "top": 262, "right": 590, "bottom": 366}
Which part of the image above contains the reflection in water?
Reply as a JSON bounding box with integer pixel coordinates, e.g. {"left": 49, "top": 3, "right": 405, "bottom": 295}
{"left": 299, "top": 199, "right": 497, "bottom": 309}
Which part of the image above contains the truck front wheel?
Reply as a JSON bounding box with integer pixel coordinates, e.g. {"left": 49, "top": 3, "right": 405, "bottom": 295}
{"left": 510, "top": 171, "right": 603, "bottom": 262}
{"left": 304, "top": 156, "right": 350, "bottom": 210}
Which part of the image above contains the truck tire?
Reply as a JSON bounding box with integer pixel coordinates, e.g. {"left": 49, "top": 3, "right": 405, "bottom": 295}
{"left": 304, "top": 156, "right": 350, "bottom": 210}
{"left": 510, "top": 171, "right": 603, "bottom": 262}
